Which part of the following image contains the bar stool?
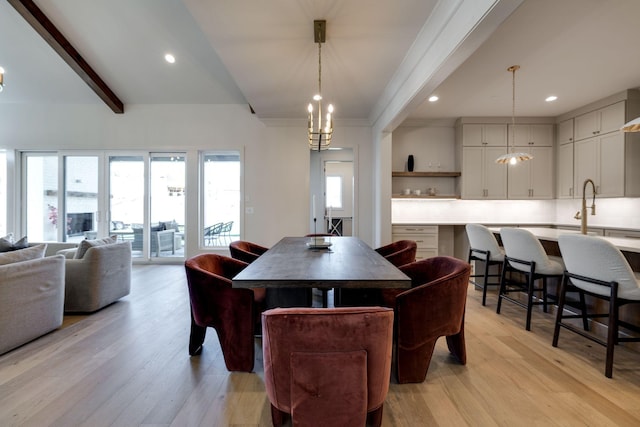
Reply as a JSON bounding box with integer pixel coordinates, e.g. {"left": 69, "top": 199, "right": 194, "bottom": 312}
{"left": 497, "top": 227, "right": 565, "bottom": 331}
{"left": 465, "top": 224, "right": 504, "bottom": 306}
{"left": 554, "top": 234, "right": 640, "bottom": 378}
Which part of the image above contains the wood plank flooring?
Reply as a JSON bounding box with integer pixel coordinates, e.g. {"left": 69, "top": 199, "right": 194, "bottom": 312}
{"left": 1, "top": 264, "right": 639, "bottom": 426}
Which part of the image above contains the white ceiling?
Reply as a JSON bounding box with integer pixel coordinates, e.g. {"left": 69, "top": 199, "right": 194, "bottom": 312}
{"left": 1, "top": 0, "right": 640, "bottom": 128}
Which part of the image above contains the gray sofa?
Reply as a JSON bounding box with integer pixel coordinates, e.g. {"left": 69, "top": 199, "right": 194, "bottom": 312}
{"left": 0, "top": 255, "right": 66, "bottom": 355}
{"left": 63, "top": 241, "right": 132, "bottom": 312}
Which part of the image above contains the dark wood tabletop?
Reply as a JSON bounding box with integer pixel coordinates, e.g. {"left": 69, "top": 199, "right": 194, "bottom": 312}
{"left": 232, "top": 236, "right": 411, "bottom": 289}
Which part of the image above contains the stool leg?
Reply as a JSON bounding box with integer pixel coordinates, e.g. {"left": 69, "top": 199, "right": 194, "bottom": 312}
{"left": 482, "top": 258, "right": 491, "bottom": 306}
{"left": 552, "top": 274, "right": 568, "bottom": 347}
{"left": 496, "top": 260, "right": 508, "bottom": 314}
{"left": 525, "top": 273, "right": 535, "bottom": 331}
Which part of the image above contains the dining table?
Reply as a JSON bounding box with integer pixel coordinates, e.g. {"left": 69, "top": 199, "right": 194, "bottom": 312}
{"left": 232, "top": 236, "right": 411, "bottom": 307}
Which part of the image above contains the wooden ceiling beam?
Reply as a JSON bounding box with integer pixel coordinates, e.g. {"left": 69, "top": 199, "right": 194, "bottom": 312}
{"left": 8, "top": 0, "right": 124, "bottom": 113}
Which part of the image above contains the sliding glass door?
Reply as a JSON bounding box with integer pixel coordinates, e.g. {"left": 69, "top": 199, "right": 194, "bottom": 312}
{"left": 64, "top": 156, "right": 99, "bottom": 242}
{"left": 24, "top": 154, "right": 58, "bottom": 241}
{"left": 109, "top": 155, "right": 145, "bottom": 256}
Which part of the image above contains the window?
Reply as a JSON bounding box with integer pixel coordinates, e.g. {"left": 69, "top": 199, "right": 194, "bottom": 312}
{"left": 24, "top": 154, "right": 59, "bottom": 241}
{"left": 325, "top": 175, "right": 343, "bottom": 209}
{"left": 202, "top": 151, "right": 241, "bottom": 246}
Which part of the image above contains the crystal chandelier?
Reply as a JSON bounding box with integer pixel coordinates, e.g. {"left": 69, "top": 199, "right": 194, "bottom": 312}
{"left": 496, "top": 65, "right": 533, "bottom": 165}
{"left": 307, "top": 20, "right": 333, "bottom": 151}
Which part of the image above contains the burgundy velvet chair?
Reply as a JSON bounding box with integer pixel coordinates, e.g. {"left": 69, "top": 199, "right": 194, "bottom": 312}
{"left": 375, "top": 240, "right": 417, "bottom": 267}
{"left": 386, "top": 256, "right": 471, "bottom": 383}
{"left": 185, "top": 253, "right": 263, "bottom": 372}
{"left": 262, "top": 307, "right": 394, "bottom": 427}
{"left": 229, "top": 240, "right": 268, "bottom": 264}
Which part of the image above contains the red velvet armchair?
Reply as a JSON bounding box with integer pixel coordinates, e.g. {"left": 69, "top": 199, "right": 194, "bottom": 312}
{"left": 185, "top": 253, "right": 263, "bottom": 372}
{"left": 262, "top": 307, "right": 394, "bottom": 427}
{"left": 375, "top": 240, "right": 417, "bottom": 267}
{"left": 387, "top": 256, "right": 471, "bottom": 383}
{"left": 229, "top": 240, "right": 268, "bottom": 263}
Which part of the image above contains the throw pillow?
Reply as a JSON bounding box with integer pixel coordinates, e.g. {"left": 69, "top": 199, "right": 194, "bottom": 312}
{"left": 74, "top": 235, "right": 118, "bottom": 259}
{"left": 0, "top": 236, "right": 13, "bottom": 252}
{"left": 0, "top": 235, "right": 28, "bottom": 252}
{"left": 0, "top": 243, "right": 47, "bottom": 266}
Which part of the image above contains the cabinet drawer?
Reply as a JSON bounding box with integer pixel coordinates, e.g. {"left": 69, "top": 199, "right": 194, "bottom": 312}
{"left": 392, "top": 225, "right": 438, "bottom": 234}
{"left": 416, "top": 248, "right": 438, "bottom": 260}
{"left": 392, "top": 233, "right": 437, "bottom": 249}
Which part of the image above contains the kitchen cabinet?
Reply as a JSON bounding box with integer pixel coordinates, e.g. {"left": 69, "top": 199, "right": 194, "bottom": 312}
{"left": 574, "top": 101, "right": 625, "bottom": 141}
{"left": 507, "top": 146, "right": 554, "bottom": 199}
{"left": 574, "top": 132, "right": 624, "bottom": 198}
{"left": 558, "top": 119, "right": 574, "bottom": 145}
{"left": 510, "top": 124, "right": 554, "bottom": 147}
{"left": 392, "top": 225, "right": 438, "bottom": 259}
{"left": 462, "top": 146, "right": 507, "bottom": 199}
{"left": 462, "top": 124, "right": 507, "bottom": 146}
{"left": 557, "top": 142, "right": 574, "bottom": 198}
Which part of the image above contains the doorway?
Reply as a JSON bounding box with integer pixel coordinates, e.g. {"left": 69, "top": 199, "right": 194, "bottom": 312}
{"left": 310, "top": 149, "right": 354, "bottom": 236}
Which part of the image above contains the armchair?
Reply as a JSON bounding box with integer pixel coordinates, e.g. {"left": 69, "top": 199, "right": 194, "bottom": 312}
{"left": 63, "top": 241, "right": 132, "bottom": 312}
{"left": 390, "top": 257, "right": 471, "bottom": 383}
{"left": 185, "top": 253, "right": 260, "bottom": 372}
{"left": 262, "top": 307, "right": 394, "bottom": 427}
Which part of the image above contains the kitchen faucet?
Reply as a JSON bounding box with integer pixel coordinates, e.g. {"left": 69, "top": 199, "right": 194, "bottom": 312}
{"left": 574, "top": 178, "right": 596, "bottom": 234}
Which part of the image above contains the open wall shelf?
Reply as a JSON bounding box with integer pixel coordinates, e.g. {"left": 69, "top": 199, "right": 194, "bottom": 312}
{"left": 392, "top": 171, "right": 461, "bottom": 177}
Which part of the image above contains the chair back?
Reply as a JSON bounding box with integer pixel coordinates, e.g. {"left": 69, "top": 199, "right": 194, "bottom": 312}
{"left": 262, "top": 307, "right": 393, "bottom": 426}
{"left": 500, "top": 227, "right": 556, "bottom": 272}
{"left": 185, "top": 254, "right": 250, "bottom": 326}
{"left": 558, "top": 234, "right": 640, "bottom": 299}
{"left": 375, "top": 240, "right": 417, "bottom": 267}
{"left": 394, "top": 256, "right": 471, "bottom": 383}
{"left": 229, "top": 240, "right": 268, "bottom": 264}
{"left": 466, "top": 224, "right": 503, "bottom": 261}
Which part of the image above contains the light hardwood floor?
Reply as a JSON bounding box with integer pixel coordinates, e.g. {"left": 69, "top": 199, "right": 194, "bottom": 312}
{"left": 1, "top": 264, "right": 639, "bottom": 426}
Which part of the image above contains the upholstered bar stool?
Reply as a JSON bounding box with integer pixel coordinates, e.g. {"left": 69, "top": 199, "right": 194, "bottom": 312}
{"left": 465, "top": 224, "right": 504, "bottom": 306}
{"left": 555, "top": 234, "right": 640, "bottom": 378}
{"left": 497, "top": 227, "right": 565, "bottom": 331}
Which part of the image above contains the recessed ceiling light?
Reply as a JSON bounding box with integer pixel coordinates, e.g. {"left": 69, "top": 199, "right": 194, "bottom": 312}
{"left": 545, "top": 95, "right": 558, "bottom": 102}
{"left": 428, "top": 95, "right": 439, "bottom": 102}
{"left": 164, "top": 54, "right": 176, "bottom": 64}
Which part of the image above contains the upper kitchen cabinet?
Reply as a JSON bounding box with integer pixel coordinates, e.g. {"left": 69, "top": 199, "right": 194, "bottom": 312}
{"left": 558, "top": 90, "right": 640, "bottom": 198}
{"left": 507, "top": 146, "right": 554, "bottom": 199}
{"left": 510, "top": 124, "right": 554, "bottom": 147}
{"left": 574, "top": 101, "right": 625, "bottom": 141}
{"left": 461, "top": 124, "right": 507, "bottom": 146}
{"left": 556, "top": 119, "right": 574, "bottom": 199}
{"left": 458, "top": 121, "right": 508, "bottom": 199}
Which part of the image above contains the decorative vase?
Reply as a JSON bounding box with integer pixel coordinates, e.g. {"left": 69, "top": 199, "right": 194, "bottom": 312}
{"left": 407, "top": 155, "right": 414, "bottom": 172}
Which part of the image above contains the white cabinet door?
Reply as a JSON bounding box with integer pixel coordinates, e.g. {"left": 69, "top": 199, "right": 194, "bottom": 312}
{"left": 529, "top": 147, "right": 554, "bottom": 198}
{"left": 462, "top": 124, "right": 507, "bottom": 146}
{"left": 574, "top": 132, "right": 624, "bottom": 198}
{"left": 462, "top": 147, "right": 484, "bottom": 198}
{"left": 557, "top": 142, "right": 574, "bottom": 198}
{"left": 558, "top": 119, "right": 574, "bottom": 145}
{"left": 507, "top": 147, "right": 553, "bottom": 199}
{"left": 511, "top": 124, "right": 554, "bottom": 147}
{"left": 574, "top": 101, "right": 625, "bottom": 141}
{"left": 484, "top": 146, "right": 508, "bottom": 199}
{"left": 462, "top": 146, "right": 507, "bottom": 199}
{"left": 574, "top": 138, "right": 598, "bottom": 198}
{"left": 598, "top": 132, "right": 624, "bottom": 197}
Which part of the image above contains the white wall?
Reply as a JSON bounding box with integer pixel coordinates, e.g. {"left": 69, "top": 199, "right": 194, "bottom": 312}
{"left": 0, "top": 103, "right": 376, "bottom": 256}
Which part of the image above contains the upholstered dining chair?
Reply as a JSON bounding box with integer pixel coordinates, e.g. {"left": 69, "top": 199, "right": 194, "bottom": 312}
{"left": 554, "top": 234, "right": 640, "bottom": 378}
{"left": 229, "top": 240, "right": 268, "bottom": 263}
{"left": 184, "top": 253, "right": 263, "bottom": 372}
{"left": 465, "top": 223, "right": 504, "bottom": 306}
{"left": 375, "top": 239, "right": 417, "bottom": 268}
{"left": 384, "top": 256, "right": 471, "bottom": 384}
{"left": 262, "top": 306, "right": 394, "bottom": 427}
{"left": 497, "top": 227, "right": 566, "bottom": 331}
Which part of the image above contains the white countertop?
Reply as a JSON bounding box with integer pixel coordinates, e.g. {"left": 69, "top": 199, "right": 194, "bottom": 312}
{"left": 489, "top": 226, "right": 640, "bottom": 254}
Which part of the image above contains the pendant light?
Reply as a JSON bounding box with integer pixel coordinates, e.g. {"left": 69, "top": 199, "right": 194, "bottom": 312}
{"left": 307, "top": 20, "right": 334, "bottom": 151}
{"left": 496, "top": 65, "right": 533, "bottom": 165}
{"left": 621, "top": 116, "right": 640, "bottom": 132}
